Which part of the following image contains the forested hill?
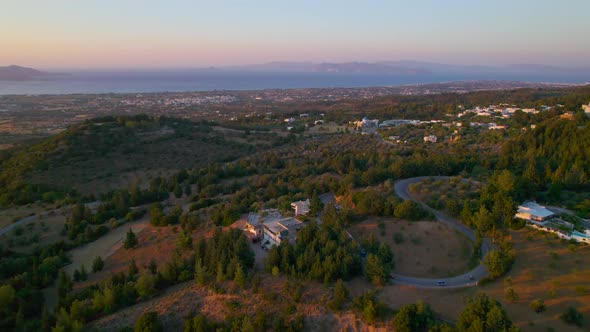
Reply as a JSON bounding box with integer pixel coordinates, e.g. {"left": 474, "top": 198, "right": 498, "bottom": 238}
{"left": 499, "top": 119, "right": 590, "bottom": 191}
{"left": 0, "top": 115, "right": 283, "bottom": 206}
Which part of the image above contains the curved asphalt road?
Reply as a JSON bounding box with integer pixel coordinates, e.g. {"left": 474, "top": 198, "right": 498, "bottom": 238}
{"left": 391, "top": 176, "right": 492, "bottom": 288}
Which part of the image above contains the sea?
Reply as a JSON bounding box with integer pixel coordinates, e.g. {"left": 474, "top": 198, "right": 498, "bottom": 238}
{"left": 0, "top": 71, "right": 589, "bottom": 95}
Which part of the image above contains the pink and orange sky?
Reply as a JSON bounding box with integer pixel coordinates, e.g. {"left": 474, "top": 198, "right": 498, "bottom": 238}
{"left": 2, "top": 0, "right": 590, "bottom": 70}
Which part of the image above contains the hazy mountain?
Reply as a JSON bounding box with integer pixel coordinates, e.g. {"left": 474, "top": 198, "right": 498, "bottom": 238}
{"left": 0, "top": 65, "right": 55, "bottom": 81}
{"left": 218, "top": 61, "right": 590, "bottom": 78}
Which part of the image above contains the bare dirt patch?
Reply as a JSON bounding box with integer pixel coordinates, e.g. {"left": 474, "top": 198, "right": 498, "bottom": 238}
{"left": 65, "top": 219, "right": 149, "bottom": 277}
{"left": 77, "top": 222, "right": 213, "bottom": 289}
{"left": 350, "top": 217, "right": 474, "bottom": 278}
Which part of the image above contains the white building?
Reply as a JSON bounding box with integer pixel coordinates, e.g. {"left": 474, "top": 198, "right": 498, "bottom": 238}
{"left": 488, "top": 123, "right": 507, "bottom": 130}
{"left": 515, "top": 201, "right": 555, "bottom": 223}
{"left": 379, "top": 119, "right": 419, "bottom": 127}
{"left": 262, "top": 217, "right": 302, "bottom": 247}
{"left": 355, "top": 117, "right": 379, "bottom": 129}
{"left": 423, "top": 135, "right": 437, "bottom": 143}
{"left": 291, "top": 199, "right": 311, "bottom": 216}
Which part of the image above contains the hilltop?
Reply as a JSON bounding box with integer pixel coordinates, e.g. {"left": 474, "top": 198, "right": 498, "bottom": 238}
{"left": 0, "top": 65, "right": 58, "bottom": 81}
{"left": 0, "top": 114, "right": 287, "bottom": 205}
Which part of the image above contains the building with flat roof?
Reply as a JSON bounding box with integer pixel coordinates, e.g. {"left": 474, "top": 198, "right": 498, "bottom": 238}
{"left": 262, "top": 217, "right": 302, "bottom": 247}
{"left": 515, "top": 201, "right": 555, "bottom": 223}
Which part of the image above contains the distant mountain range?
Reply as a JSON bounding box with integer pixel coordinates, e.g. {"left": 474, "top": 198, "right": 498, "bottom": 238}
{"left": 221, "top": 61, "right": 590, "bottom": 76}
{"left": 2, "top": 61, "right": 589, "bottom": 83}
{"left": 0, "top": 65, "right": 65, "bottom": 81}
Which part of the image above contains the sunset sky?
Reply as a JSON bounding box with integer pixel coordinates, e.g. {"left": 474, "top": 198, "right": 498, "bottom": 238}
{"left": 2, "top": 0, "right": 589, "bottom": 70}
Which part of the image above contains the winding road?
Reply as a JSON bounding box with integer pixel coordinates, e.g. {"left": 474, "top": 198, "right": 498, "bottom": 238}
{"left": 391, "top": 176, "right": 492, "bottom": 288}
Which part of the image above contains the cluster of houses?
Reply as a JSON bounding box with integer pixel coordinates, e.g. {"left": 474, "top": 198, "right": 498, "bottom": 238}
{"left": 515, "top": 201, "right": 590, "bottom": 244}
{"left": 352, "top": 117, "right": 424, "bottom": 130}
{"left": 457, "top": 105, "right": 545, "bottom": 118}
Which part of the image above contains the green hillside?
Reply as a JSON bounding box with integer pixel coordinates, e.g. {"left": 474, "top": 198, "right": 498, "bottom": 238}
{"left": 0, "top": 115, "right": 283, "bottom": 206}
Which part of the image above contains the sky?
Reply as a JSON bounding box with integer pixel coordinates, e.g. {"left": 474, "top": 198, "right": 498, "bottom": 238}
{"left": 1, "top": 0, "right": 589, "bottom": 70}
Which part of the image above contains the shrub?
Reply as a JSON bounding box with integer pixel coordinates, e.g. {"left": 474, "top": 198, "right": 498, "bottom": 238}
{"left": 504, "top": 287, "right": 519, "bottom": 303}
{"left": 560, "top": 306, "right": 584, "bottom": 327}
{"left": 134, "top": 311, "right": 162, "bottom": 332}
{"left": 529, "top": 299, "right": 546, "bottom": 313}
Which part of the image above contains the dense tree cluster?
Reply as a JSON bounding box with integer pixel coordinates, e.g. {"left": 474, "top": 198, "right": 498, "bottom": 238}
{"left": 456, "top": 293, "right": 519, "bottom": 332}
{"left": 47, "top": 228, "right": 253, "bottom": 331}
{"left": 391, "top": 302, "right": 438, "bottom": 332}
{"left": 500, "top": 120, "right": 590, "bottom": 193}
{"left": 193, "top": 228, "right": 255, "bottom": 286}
{"left": 264, "top": 205, "right": 362, "bottom": 283}
{"left": 0, "top": 241, "right": 70, "bottom": 331}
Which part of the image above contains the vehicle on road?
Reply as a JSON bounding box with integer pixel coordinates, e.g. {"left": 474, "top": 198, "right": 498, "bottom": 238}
{"left": 436, "top": 281, "right": 447, "bottom": 286}
{"left": 389, "top": 274, "right": 395, "bottom": 279}
{"left": 469, "top": 274, "right": 474, "bottom": 280}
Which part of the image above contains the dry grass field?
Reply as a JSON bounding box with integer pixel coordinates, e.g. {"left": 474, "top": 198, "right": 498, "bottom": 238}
{"left": 350, "top": 217, "right": 474, "bottom": 278}
{"left": 409, "top": 177, "right": 482, "bottom": 215}
{"left": 0, "top": 208, "right": 68, "bottom": 253}
{"left": 307, "top": 122, "right": 347, "bottom": 135}
{"left": 343, "top": 228, "right": 590, "bottom": 332}
{"left": 89, "top": 274, "right": 384, "bottom": 332}
{"left": 0, "top": 203, "right": 55, "bottom": 229}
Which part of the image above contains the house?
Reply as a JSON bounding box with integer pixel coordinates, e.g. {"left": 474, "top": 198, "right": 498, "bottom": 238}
{"left": 284, "top": 117, "right": 296, "bottom": 123}
{"left": 245, "top": 212, "right": 264, "bottom": 240}
{"left": 423, "top": 135, "right": 437, "bottom": 143}
{"left": 355, "top": 117, "right": 379, "bottom": 129}
{"left": 314, "top": 120, "right": 324, "bottom": 125}
{"left": 291, "top": 199, "right": 311, "bottom": 216}
{"left": 515, "top": 201, "right": 555, "bottom": 223}
{"left": 262, "top": 217, "right": 303, "bottom": 247}
{"left": 583, "top": 103, "right": 590, "bottom": 116}
{"left": 247, "top": 209, "right": 305, "bottom": 247}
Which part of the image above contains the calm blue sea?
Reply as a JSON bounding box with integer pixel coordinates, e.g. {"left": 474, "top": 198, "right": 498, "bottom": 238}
{"left": 0, "top": 71, "right": 588, "bottom": 95}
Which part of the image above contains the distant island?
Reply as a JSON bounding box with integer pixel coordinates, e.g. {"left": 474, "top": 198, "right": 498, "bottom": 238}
{"left": 0, "top": 65, "right": 63, "bottom": 81}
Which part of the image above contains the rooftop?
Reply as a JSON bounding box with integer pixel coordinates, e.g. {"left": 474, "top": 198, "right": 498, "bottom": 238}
{"left": 517, "top": 201, "right": 554, "bottom": 219}
{"left": 263, "top": 217, "right": 302, "bottom": 237}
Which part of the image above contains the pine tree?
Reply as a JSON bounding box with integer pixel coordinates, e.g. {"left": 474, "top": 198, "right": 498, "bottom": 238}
{"left": 73, "top": 269, "right": 81, "bottom": 282}
{"left": 148, "top": 258, "right": 158, "bottom": 274}
{"left": 216, "top": 262, "right": 225, "bottom": 283}
{"left": 57, "top": 269, "right": 72, "bottom": 300}
{"left": 174, "top": 183, "right": 183, "bottom": 198}
{"left": 80, "top": 264, "right": 88, "bottom": 281}
{"left": 194, "top": 258, "right": 207, "bottom": 286}
{"left": 124, "top": 228, "right": 138, "bottom": 249}
{"left": 234, "top": 264, "right": 246, "bottom": 289}
{"left": 92, "top": 256, "right": 104, "bottom": 272}
{"left": 129, "top": 258, "right": 139, "bottom": 276}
